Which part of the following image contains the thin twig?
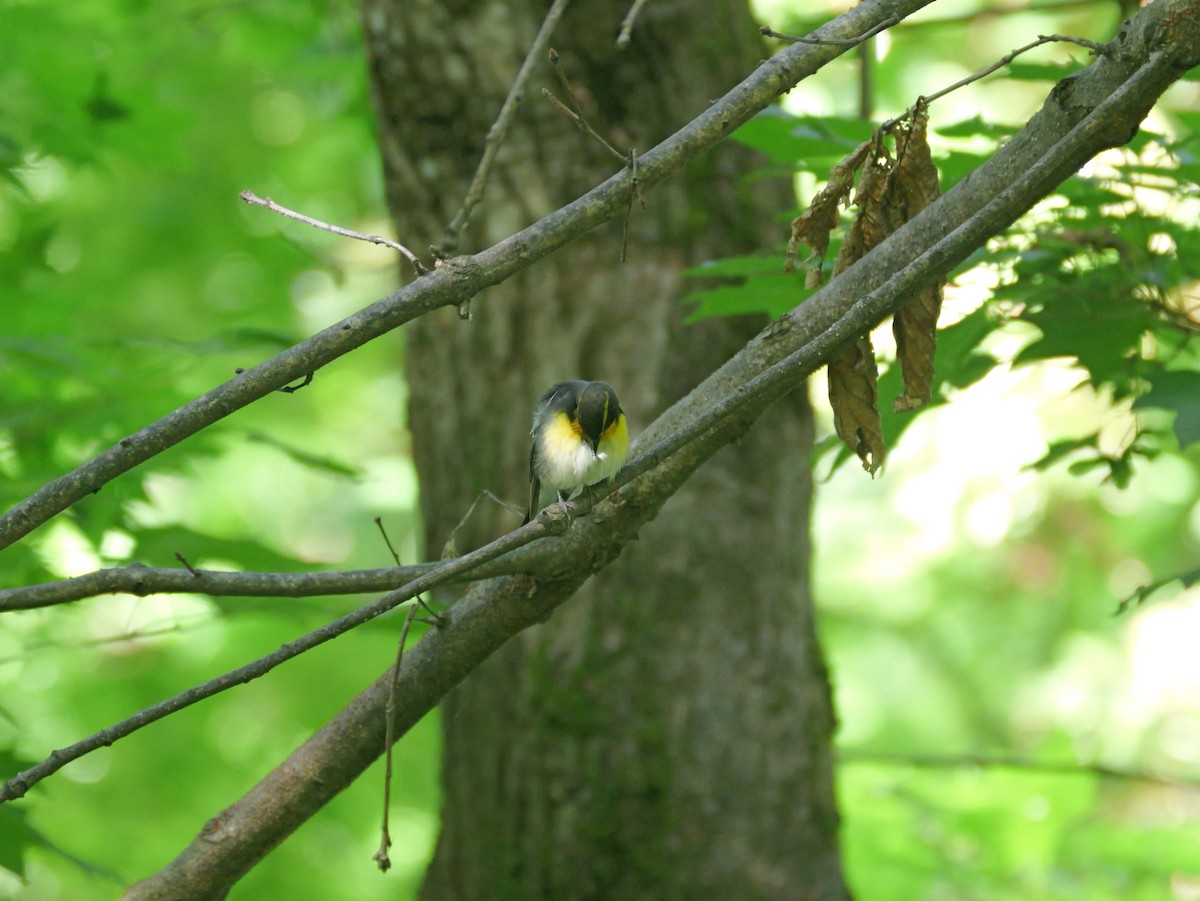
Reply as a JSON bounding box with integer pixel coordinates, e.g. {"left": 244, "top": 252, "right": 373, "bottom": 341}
{"left": 616, "top": 0, "right": 650, "bottom": 48}
{"left": 839, "top": 749, "right": 1200, "bottom": 790}
{"left": 544, "top": 49, "right": 640, "bottom": 259}
{"left": 373, "top": 602, "right": 419, "bottom": 871}
{"left": 376, "top": 517, "right": 442, "bottom": 622}
{"left": 173, "top": 552, "right": 199, "bottom": 577}
{"left": 760, "top": 16, "right": 900, "bottom": 47}
{"left": 374, "top": 516, "right": 402, "bottom": 566}
{"left": 544, "top": 52, "right": 629, "bottom": 165}
{"left": 239, "top": 191, "right": 426, "bottom": 276}
{"left": 620, "top": 149, "right": 641, "bottom": 263}
{"left": 883, "top": 33, "right": 1109, "bottom": 130}
{"left": 440, "top": 0, "right": 573, "bottom": 253}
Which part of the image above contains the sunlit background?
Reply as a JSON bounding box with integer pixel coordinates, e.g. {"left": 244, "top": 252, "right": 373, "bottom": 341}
{"left": 2, "top": 0, "right": 1198, "bottom": 898}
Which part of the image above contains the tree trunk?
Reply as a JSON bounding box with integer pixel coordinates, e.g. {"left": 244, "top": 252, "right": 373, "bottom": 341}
{"left": 362, "top": 1, "right": 847, "bottom": 897}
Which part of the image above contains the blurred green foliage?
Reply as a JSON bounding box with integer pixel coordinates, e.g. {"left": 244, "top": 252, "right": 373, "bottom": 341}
{"left": 0, "top": 1, "right": 434, "bottom": 898}
{"left": 3, "top": 0, "right": 1200, "bottom": 899}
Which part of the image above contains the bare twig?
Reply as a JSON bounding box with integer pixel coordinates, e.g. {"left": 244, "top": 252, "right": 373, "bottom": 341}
{"left": 277, "top": 372, "right": 314, "bottom": 393}
{"left": 544, "top": 49, "right": 640, "bottom": 258}
{"left": 440, "top": 0, "right": 573, "bottom": 253}
{"left": 373, "top": 602, "right": 420, "bottom": 871}
{"left": 374, "top": 516, "right": 402, "bottom": 566}
{"left": 541, "top": 89, "right": 629, "bottom": 166}
{"left": 239, "top": 191, "right": 425, "bottom": 276}
{"left": 620, "top": 149, "right": 641, "bottom": 263}
{"left": 883, "top": 33, "right": 1110, "bottom": 129}
{"left": 545, "top": 50, "right": 629, "bottom": 165}
{"left": 376, "top": 517, "right": 443, "bottom": 622}
{"left": 616, "top": 0, "right": 651, "bottom": 48}
{"left": 173, "top": 552, "right": 199, "bottom": 577}
{"left": 760, "top": 16, "right": 900, "bottom": 47}
{"left": 440, "top": 490, "right": 525, "bottom": 560}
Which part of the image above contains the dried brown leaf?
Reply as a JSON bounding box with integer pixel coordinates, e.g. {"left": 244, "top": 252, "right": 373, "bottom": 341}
{"left": 892, "top": 282, "right": 942, "bottom": 411}
{"left": 888, "top": 103, "right": 940, "bottom": 221}
{"left": 786, "top": 139, "right": 872, "bottom": 280}
{"left": 886, "top": 102, "right": 944, "bottom": 412}
{"left": 828, "top": 333, "right": 885, "bottom": 474}
{"left": 854, "top": 145, "right": 899, "bottom": 254}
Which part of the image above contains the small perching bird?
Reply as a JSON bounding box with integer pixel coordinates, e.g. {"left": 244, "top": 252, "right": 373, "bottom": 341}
{"left": 524, "top": 380, "right": 629, "bottom": 524}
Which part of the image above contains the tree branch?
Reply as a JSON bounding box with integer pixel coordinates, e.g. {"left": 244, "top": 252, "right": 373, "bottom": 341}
{"left": 0, "top": 562, "right": 447, "bottom": 611}
{"left": 117, "top": 3, "right": 1200, "bottom": 895}
{"left": 0, "top": 0, "right": 935, "bottom": 555}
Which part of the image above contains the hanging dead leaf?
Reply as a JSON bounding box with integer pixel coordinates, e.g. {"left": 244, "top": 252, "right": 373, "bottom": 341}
{"left": 853, "top": 142, "right": 900, "bottom": 254}
{"left": 786, "top": 139, "right": 871, "bottom": 286}
{"left": 827, "top": 216, "right": 885, "bottom": 471}
{"left": 827, "top": 333, "right": 885, "bottom": 474}
{"left": 886, "top": 103, "right": 944, "bottom": 411}
{"left": 824, "top": 192, "right": 886, "bottom": 470}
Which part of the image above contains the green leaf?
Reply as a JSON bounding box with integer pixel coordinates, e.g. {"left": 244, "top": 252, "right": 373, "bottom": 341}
{"left": 1014, "top": 291, "right": 1153, "bottom": 394}
{"left": 1028, "top": 435, "right": 1099, "bottom": 472}
{"left": 936, "top": 116, "right": 1019, "bottom": 139}
{"left": 732, "top": 109, "right": 874, "bottom": 168}
{"left": 244, "top": 430, "right": 363, "bottom": 479}
{"left": 1134, "top": 368, "right": 1200, "bottom": 447}
{"left": 685, "top": 272, "right": 815, "bottom": 321}
{"left": 0, "top": 805, "right": 38, "bottom": 878}
{"left": 1003, "top": 60, "right": 1087, "bottom": 82}
{"left": 682, "top": 253, "right": 789, "bottom": 278}
{"left": 933, "top": 306, "right": 999, "bottom": 392}
{"left": 1116, "top": 566, "right": 1200, "bottom": 614}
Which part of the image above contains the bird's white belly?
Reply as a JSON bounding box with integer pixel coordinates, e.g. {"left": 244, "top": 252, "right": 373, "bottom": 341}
{"left": 536, "top": 437, "right": 617, "bottom": 492}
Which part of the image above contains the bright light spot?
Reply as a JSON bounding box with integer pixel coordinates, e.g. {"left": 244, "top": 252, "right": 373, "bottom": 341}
{"left": 1126, "top": 593, "right": 1200, "bottom": 709}
{"left": 17, "top": 154, "right": 68, "bottom": 202}
{"left": 1161, "top": 714, "right": 1200, "bottom": 765}
{"left": 360, "top": 456, "right": 419, "bottom": 513}
{"left": 1149, "top": 231, "right": 1177, "bottom": 255}
{"left": 99, "top": 528, "right": 136, "bottom": 561}
{"left": 36, "top": 521, "right": 101, "bottom": 577}
{"left": 964, "top": 490, "right": 1012, "bottom": 546}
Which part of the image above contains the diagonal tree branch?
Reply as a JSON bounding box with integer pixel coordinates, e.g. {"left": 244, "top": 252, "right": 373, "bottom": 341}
{"left": 117, "top": 4, "right": 1200, "bottom": 895}
{"left": 0, "top": 0, "right": 934, "bottom": 555}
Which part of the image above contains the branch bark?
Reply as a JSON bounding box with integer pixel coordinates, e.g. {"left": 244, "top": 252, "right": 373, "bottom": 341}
{"left": 116, "top": 2, "right": 1200, "bottom": 897}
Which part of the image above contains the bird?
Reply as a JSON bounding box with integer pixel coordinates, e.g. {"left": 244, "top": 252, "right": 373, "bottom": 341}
{"left": 524, "top": 380, "right": 629, "bottom": 524}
